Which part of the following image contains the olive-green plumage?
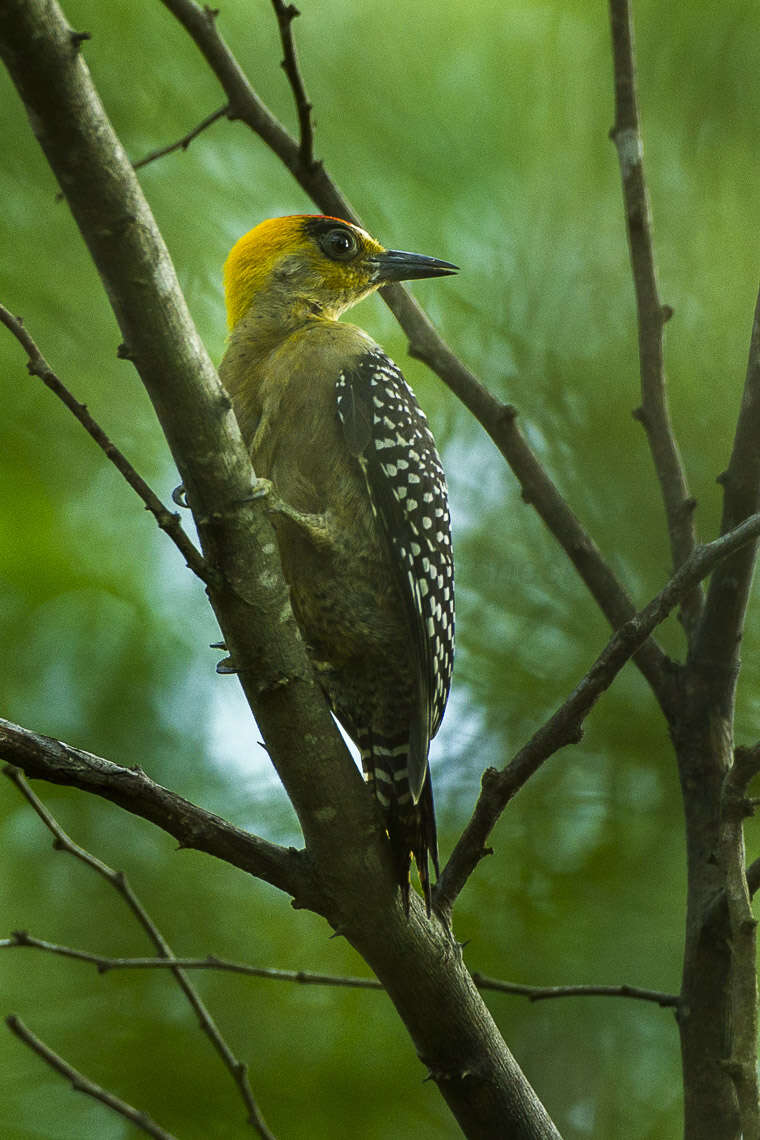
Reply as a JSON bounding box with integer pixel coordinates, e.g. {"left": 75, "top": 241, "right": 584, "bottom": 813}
{"left": 220, "top": 215, "right": 457, "bottom": 913}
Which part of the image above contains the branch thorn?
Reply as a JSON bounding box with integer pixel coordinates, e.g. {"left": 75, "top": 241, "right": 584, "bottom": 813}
{"left": 69, "top": 30, "right": 91, "bottom": 50}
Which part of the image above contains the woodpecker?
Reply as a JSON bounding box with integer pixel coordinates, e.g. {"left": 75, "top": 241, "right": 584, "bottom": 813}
{"left": 219, "top": 215, "right": 456, "bottom": 913}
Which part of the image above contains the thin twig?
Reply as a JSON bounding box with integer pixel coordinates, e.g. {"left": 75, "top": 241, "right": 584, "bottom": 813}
{"left": 270, "top": 1, "right": 314, "bottom": 167}
{"left": 159, "top": 0, "right": 672, "bottom": 707}
{"left": 437, "top": 510, "right": 760, "bottom": 912}
{"left": 608, "top": 0, "right": 700, "bottom": 635}
{"left": 133, "top": 103, "right": 229, "bottom": 170}
{"left": 4, "top": 769, "right": 278, "bottom": 1140}
{"left": 469, "top": 973, "right": 679, "bottom": 1008}
{"left": 0, "top": 304, "right": 215, "bottom": 588}
{"left": 3, "top": 933, "right": 680, "bottom": 1008}
{"left": 6, "top": 1015, "right": 178, "bottom": 1140}
{"left": 4, "top": 933, "right": 383, "bottom": 987}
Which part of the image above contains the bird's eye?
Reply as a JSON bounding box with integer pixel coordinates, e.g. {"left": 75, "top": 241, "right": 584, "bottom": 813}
{"left": 320, "top": 227, "right": 360, "bottom": 262}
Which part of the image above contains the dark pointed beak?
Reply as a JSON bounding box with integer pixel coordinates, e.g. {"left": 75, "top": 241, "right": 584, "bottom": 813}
{"left": 370, "top": 248, "right": 459, "bottom": 283}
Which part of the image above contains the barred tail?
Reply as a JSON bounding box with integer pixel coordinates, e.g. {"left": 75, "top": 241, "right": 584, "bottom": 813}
{"left": 361, "top": 737, "right": 439, "bottom": 915}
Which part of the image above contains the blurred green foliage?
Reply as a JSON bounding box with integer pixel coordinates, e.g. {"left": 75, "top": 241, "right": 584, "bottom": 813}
{"left": 1, "top": 0, "right": 759, "bottom": 1136}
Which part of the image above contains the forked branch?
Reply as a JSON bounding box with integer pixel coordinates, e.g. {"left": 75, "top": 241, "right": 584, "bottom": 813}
{"left": 4, "top": 768, "right": 278, "bottom": 1139}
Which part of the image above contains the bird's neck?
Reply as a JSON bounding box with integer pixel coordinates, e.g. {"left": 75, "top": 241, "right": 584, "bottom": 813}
{"left": 226, "top": 282, "right": 345, "bottom": 363}
{"left": 219, "top": 287, "right": 344, "bottom": 442}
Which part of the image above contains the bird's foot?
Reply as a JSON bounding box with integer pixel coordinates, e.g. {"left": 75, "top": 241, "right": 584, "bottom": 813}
{"left": 251, "top": 479, "right": 330, "bottom": 548}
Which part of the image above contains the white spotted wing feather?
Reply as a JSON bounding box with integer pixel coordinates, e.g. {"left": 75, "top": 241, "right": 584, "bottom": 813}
{"left": 336, "top": 349, "right": 454, "bottom": 800}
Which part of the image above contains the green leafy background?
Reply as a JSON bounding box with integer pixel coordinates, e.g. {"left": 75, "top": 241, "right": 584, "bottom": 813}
{"left": 1, "top": 1, "right": 758, "bottom": 1137}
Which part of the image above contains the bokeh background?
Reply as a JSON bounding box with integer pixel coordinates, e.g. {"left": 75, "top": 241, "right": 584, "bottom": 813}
{"left": 2, "top": 1, "right": 759, "bottom": 1136}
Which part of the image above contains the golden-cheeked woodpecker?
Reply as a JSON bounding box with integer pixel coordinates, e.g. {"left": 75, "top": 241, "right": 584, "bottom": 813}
{"left": 219, "top": 215, "right": 457, "bottom": 913}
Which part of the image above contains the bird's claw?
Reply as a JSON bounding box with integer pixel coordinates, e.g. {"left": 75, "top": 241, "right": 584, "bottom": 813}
{"left": 172, "top": 483, "right": 188, "bottom": 508}
{"left": 251, "top": 477, "right": 274, "bottom": 501}
{"left": 210, "top": 640, "right": 236, "bottom": 674}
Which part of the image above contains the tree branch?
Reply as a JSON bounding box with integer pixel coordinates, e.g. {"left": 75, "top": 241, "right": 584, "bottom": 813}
{"left": 608, "top": 0, "right": 700, "bottom": 634}
{"left": 270, "top": 0, "right": 314, "bottom": 167}
{"left": 3, "top": 932, "right": 681, "bottom": 1007}
{"left": 133, "top": 103, "right": 229, "bottom": 170}
{"left": 159, "top": 0, "right": 671, "bottom": 705}
{"left": 437, "top": 511, "right": 760, "bottom": 911}
{"left": 4, "top": 769, "right": 279, "bottom": 1138}
{"left": 3, "top": 932, "right": 385, "bottom": 988}
{"left": 469, "top": 973, "right": 680, "bottom": 1008}
{"left": 0, "top": 303, "right": 214, "bottom": 586}
{"left": 694, "top": 284, "right": 760, "bottom": 671}
{"left": 0, "top": 731, "right": 312, "bottom": 903}
{"left": 6, "top": 1015, "right": 178, "bottom": 1140}
{"left": 716, "top": 747, "right": 760, "bottom": 1129}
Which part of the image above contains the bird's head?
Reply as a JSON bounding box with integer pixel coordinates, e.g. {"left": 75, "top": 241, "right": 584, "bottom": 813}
{"left": 223, "top": 215, "right": 457, "bottom": 329}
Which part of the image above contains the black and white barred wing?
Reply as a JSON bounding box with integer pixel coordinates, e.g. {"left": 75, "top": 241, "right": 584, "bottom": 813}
{"left": 336, "top": 348, "right": 454, "bottom": 800}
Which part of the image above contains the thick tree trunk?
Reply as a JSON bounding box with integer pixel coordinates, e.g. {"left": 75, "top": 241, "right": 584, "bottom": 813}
{"left": 674, "top": 286, "right": 760, "bottom": 1138}
{"left": 336, "top": 898, "right": 562, "bottom": 1140}
{"left": 674, "top": 678, "right": 741, "bottom": 1139}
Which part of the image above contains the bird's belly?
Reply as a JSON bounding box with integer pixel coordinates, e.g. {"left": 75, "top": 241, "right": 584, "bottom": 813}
{"left": 279, "top": 519, "right": 400, "bottom": 659}
{"left": 276, "top": 519, "right": 415, "bottom": 739}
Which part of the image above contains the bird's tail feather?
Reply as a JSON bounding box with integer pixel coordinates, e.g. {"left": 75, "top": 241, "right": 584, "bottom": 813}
{"left": 361, "top": 736, "right": 438, "bottom": 915}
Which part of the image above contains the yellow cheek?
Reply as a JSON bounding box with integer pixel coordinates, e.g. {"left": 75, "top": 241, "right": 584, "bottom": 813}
{"left": 318, "top": 261, "right": 371, "bottom": 294}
